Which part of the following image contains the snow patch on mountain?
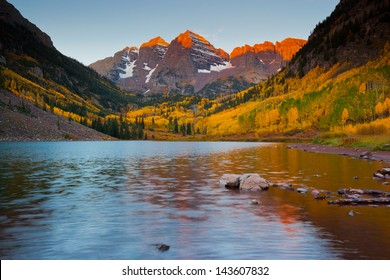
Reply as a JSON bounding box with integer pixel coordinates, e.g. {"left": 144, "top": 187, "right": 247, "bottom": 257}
{"left": 119, "top": 60, "right": 136, "bottom": 78}
{"left": 143, "top": 63, "right": 151, "bottom": 71}
{"left": 145, "top": 64, "right": 158, "bottom": 83}
{"left": 198, "top": 69, "right": 211, "bottom": 74}
{"left": 210, "top": 61, "right": 234, "bottom": 72}
{"left": 198, "top": 62, "right": 234, "bottom": 74}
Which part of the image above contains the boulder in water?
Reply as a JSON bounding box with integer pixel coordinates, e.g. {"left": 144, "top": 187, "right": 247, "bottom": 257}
{"left": 239, "top": 174, "right": 270, "bottom": 191}
{"left": 219, "top": 174, "right": 241, "bottom": 188}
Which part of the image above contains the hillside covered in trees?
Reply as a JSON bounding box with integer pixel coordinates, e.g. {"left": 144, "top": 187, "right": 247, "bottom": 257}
{"left": 1, "top": 0, "right": 389, "bottom": 147}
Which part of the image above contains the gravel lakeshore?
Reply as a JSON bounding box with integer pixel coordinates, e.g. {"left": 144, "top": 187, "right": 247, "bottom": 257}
{"left": 288, "top": 143, "right": 390, "bottom": 164}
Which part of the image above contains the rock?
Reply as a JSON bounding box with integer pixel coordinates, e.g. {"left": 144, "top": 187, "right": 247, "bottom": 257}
{"left": 220, "top": 174, "right": 270, "bottom": 191}
{"left": 219, "top": 174, "right": 240, "bottom": 188}
{"left": 279, "top": 183, "right": 295, "bottom": 191}
{"left": 155, "top": 244, "right": 170, "bottom": 252}
{"left": 251, "top": 199, "right": 260, "bottom": 205}
{"left": 296, "top": 188, "right": 308, "bottom": 194}
{"left": 383, "top": 182, "right": 389, "bottom": 186}
{"left": 346, "top": 194, "right": 361, "bottom": 199}
{"left": 349, "top": 210, "right": 354, "bottom": 216}
{"left": 239, "top": 174, "right": 270, "bottom": 191}
{"left": 29, "top": 66, "right": 43, "bottom": 78}
{"left": 311, "top": 189, "right": 320, "bottom": 197}
{"left": 374, "top": 167, "right": 390, "bottom": 179}
{"left": 373, "top": 172, "right": 385, "bottom": 179}
{"left": 353, "top": 176, "right": 359, "bottom": 180}
{"left": 360, "top": 151, "right": 373, "bottom": 158}
{"left": 338, "top": 188, "right": 364, "bottom": 195}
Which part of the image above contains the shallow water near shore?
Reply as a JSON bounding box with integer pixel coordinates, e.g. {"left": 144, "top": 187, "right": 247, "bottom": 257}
{"left": 0, "top": 141, "right": 389, "bottom": 259}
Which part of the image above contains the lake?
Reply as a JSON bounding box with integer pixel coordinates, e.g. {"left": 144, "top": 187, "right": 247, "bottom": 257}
{"left": 0, "top": 141, "right": 389, "bottom": 260}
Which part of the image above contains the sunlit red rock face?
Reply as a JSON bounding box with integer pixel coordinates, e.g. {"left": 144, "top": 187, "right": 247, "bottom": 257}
{"left": 90, "top": 31, "right": 306, "bottom": 96}
{"left": 276, "top": 38, "right": 307, "bottom": 60}
{"left": 147, "top": 30, "right": 232, "bottom": 94}
{"left": 226, "top": 38, "right": 307, "bottom": 89}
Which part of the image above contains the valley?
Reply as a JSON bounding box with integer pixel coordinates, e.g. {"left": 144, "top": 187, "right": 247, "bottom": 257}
{"left": 0, "top": 0, "right": 389, "bottom": 149}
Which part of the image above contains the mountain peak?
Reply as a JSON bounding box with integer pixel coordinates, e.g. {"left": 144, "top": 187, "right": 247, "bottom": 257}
{"left": 122, "top": 46, "right": 139, "bottom": 53}
{"left": 177, "top": 30, "right": 210, "bottom": 48}
{"left": 231, "top": 41, "right": 275, "bottom": 59}
{"left": 140, "top": 36, "right": 169, "bottom": 48}
{"left": 230, "top": 39, "right": 306, "bottom": 60}
{"left": 275, "top": 38, "right": 307, "bottom": 60}
{"left": 0, "top": 0, "right": 54, "bottom": 48}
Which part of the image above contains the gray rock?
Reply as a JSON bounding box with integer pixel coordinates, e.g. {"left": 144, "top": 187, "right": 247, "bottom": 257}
{"left": 373, "top": 172, "right": 385, "bottom": 179}
{"left": 239, "top": 174, "right": 270, "bottom": 191}
{"left": 311, "top": 189, "right": 320, "bottom": 197}
{"left": 297, "top": 188, "right": 308, "bottom": 194}
{"left": 29, "top": 66, "right": 43, "bottom": 78}
{"left": 219, "top": 174, "right": 240, "bottom": 188}
{"left": 360, "top": 151, "right": 372, "bottom": 158}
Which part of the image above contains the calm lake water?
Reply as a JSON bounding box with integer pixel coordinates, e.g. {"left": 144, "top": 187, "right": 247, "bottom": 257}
{"left": 0, "top": 141, "right": 389, "bottom": 260}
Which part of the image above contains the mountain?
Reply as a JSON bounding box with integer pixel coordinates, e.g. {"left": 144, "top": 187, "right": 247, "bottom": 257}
{"left": 116, "top": 0, "right": 389, "bottom": 146}
{"left": 0, "top": 1, "right": 133, "bottom": 111}
{"left": 90, "top": 31, "right": 306, "bottom": 97}
{"left": 0, "top": 0, "right": 139, "bottom": 140}
{"left": 191, "top": 0, "right": 390, "bottom": 143}
{"left": 89, "top": 36, "right": 170, "bottom": 94}
{"left": 0, "top": 0, "right": 53, "bottom": 48}
{"left": 288, "top": 0, "right": 390, "bottom": 76}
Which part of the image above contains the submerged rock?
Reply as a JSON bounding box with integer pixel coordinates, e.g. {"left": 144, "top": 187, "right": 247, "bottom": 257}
{"left": 155, "top": 244, "right": 170, "bottom": 252}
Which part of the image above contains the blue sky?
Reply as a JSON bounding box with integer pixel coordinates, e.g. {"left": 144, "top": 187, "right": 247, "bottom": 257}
{"left": 8, "top": 0, "right": 339, "bottom": 65}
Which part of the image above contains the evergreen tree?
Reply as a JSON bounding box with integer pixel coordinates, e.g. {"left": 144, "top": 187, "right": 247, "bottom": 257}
{"left": 186, "top": 122, "right": 192, "bottom": 135}
{"left": 173, "top": 117, "right": 179, "bottom": 133}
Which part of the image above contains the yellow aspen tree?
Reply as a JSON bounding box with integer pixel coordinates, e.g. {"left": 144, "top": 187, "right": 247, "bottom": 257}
{"left": 384, "top": 97, "right": 390, "bottom": 116}
{"left": 287, "top": 107, "right": 299, "bottom": 127}
{"left": 269, "top": 108, "right": 281, "bottom": 125}
{"left": 359, "top": 83, "right": 366, "bottom": 93}
{"left": 375, "top": 102, "right": 384, "bottom": 118}
{"left": 341, "top": 108, "right": 349, "bottom": 126}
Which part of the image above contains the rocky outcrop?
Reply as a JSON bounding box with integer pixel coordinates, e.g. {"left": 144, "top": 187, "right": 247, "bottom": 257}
{"left": 219, "top": 174, "right": 270, "bottom": 191}
{"left": 275, "top": 38, "right": 307, "bottom": 60}
{"left": 229, "top": 38, "right": 307, "bottom": 83}
{"left": 373, "top": 168, "right": 390, "bottom": 179}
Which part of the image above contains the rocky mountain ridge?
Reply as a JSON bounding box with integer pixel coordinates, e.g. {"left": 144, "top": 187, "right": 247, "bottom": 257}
{"left": 90, "top": 30, "right": 306, "bottom": 96}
